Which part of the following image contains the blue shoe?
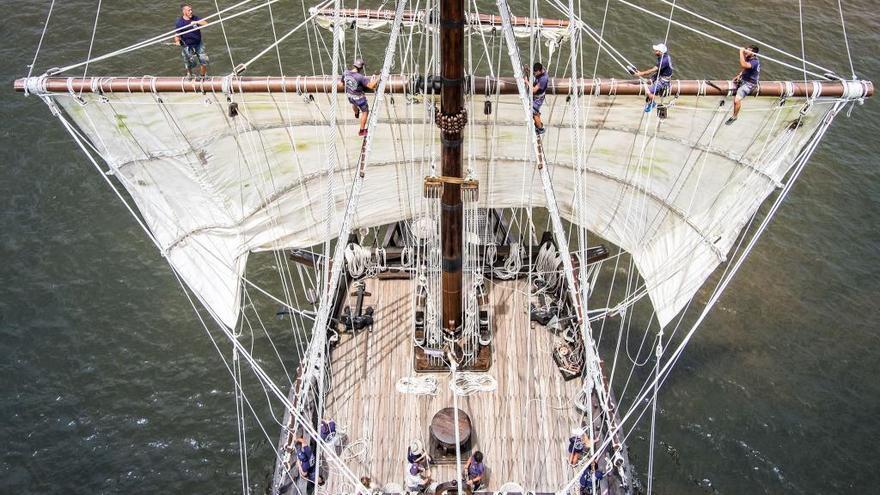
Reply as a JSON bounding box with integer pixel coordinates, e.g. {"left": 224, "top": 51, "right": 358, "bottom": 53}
{"left": 644, "top": 101, "right": 656, "bottom": 113}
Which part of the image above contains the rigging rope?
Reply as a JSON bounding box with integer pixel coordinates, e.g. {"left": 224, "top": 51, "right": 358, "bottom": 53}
{"left": 54, "top": 0, "right": 279, "bottom": 74}
{"left": 561, "top": 100, "right": 848, "bottom": 495}
{"left": 651, "top": 0, "right": 837, "bottom": 77}
{"left": 25, "top": 0, "right": 56, "bottom": 83}
{"left": 611, "top": 0, "right": 829, "bottom": 79}
{"left": 213, "top": 0, "right": 237, "bottom": 67}
{"left": 237, "top": 0, "right": 334, "bottom": 72}
{"left": 836, "top": 0, "right": 857, "bottom": 80}
{"left": 81, "top": 0, "right": 102, "bottom": 84}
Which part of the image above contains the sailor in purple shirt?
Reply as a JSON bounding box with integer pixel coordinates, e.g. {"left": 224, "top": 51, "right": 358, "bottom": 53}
{"left": 463, "top": 450, "right": 486, "bottom": 489}
{"left": 174, "top": 4, "right": 209, "bottom": 80}
{"left": 294, "top": 437, "right": 324, "bottom": 484}
{"left": 294, "top": 438, "right": 315, "bottom": 480}
{"left": 343, "top": 58, "right": 379, "bottom": 137}
{"left": 526, "top": 62, "right": 549, "bottom": 135}
{"left": 726, "top": 45, "right": 761, "bottom": 125}
{"left": 631, "top": 42, "right": 673, "bottom": 113}
{"left": 578, "top": 460, "right": 604, "bottom": 495}
{"left": 319, "top": 418, "right": 336, "bottom": 443}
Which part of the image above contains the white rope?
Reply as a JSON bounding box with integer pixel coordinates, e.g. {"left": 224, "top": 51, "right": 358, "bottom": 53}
{"left": 651, "top": 0, "right": 836, "bottom": 76}
{"left": 296, "top": 0, "right": 408, "bottom": 427}
{"left": 80, "top": 0, "right": 103, "bottom": 84}
{"left": 611, "top": 0, "right": 829, "bottom": 79}
{"left": 646, "top": 330, "right": 662, "bottom": 495}
{"left": 214, "top": 0, "right": 237, "bottom": 67}
{"left": 344, "top": 243, "right": 373, "bottom": 278}
{"left": 49, "top": 98, "right": 363, "bottom": 490}
{"left": 544, "top": 0, "right": 635, "bottom": 74}
{"left": 663, "top": 0, "right": 676, "bottom": 44}
{"left": 798, "top": 0, "right": 808, "bottom": 85}
{"left": 54, "top": 0, "right": 277, "bottom": 74}
{"left": 561, "top": 100, "right": 847, "bottom": 494}
{"left": 491, "top": 242, "right": 522, "bottom": 279}
{"left": 836, "top": 0, "right": 857, "bottom": 80}
{"left": 237, "top": 0, "right": 334, "bottom": 72}
{"left": 396, "top": 376, "right": 439, "bottom": 395}
{"left": 449, "top": 372, "right": 497, "bottom": 396}
{"left": 25, "top": 0, "right": 56, "bottom": 83}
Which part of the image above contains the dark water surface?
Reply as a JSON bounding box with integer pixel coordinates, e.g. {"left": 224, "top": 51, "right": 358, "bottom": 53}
{"left": 1, "top": 0, "right": 878, "bottom": 493}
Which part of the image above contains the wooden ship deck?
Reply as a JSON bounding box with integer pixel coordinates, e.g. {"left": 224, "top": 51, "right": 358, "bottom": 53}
{"left": 319, "top": 277, "right": 600, "bottom": 493}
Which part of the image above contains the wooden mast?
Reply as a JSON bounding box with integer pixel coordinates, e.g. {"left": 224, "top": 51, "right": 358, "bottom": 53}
{"left": 439, "top": 0, "right": 466, "bottom": 340}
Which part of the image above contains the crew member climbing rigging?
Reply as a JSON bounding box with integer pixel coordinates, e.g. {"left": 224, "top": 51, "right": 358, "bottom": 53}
{"left": 343, "top": 58, "right": 379, "bottom": 137}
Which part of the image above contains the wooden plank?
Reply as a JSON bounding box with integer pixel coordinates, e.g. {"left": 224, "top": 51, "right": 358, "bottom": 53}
{"left": 323, "top": 279, "right": 581, "bottom": 493}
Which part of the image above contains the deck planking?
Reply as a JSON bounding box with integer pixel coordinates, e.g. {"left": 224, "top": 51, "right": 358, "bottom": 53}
{"left": 322, "top": 279, "right": 584, "bottom": 493}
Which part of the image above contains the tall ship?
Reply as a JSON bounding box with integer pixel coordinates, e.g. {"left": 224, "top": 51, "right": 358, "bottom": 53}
{"left": 14, "top": 0, "right": 872, "bottom": 494}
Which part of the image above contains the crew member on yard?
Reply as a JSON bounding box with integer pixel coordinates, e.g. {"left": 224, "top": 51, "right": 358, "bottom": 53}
{"left": 726, "top": 45, "right": 761, "bottom": 125}
{"left": 343, "top": 58, "right": 379, "bottom": 137}
{"left": 631, "top": 43, "right": 673, "bottom": 113}
{"left": 174, "top": 3, "right": 209, "bottom": 80}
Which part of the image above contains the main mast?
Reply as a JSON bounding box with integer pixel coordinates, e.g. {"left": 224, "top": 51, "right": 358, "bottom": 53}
{"left": 439, "top": 0, "right": 466, "bottom": 340}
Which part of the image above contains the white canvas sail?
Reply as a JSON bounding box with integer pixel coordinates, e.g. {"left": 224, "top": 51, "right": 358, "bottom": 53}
{"left": 50, "top": 89, "right": 834, "bottom": 327}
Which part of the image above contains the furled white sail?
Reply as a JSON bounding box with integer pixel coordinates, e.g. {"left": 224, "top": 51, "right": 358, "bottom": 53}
{"left": 311, "top": 8, "right": 572, "bottom": 48}
{"left": 50, "top": 88, "right": 833, "bottom": 327}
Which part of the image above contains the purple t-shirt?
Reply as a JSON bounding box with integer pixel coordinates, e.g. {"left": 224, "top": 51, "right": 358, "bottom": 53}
{"left": 320, "top": 420, "right": 336, "bottom": 441}
{"left": 175, "top": 16, "right": 203, "bottom": 47}
{"left": 534, "top": 72, "right": 549, "bottom": 97}
{"left": 344, "top": 70, "right": 370, "bottom": 98}
{"left": 741, "top": 56, "right": 760, "bottom": 84}
{"left": 654, "top": 53, "right": 673, "bottom": 79}
{"left": 297, "top": 445, "right": 314, "bottom": 472}
{"left": 579, "top": 466, "right": 604, "bottom": 488}
{"left": 568, "top": 435, "right": 587, "bottom": 454}
{"left": 467, "top": 461, "right": 485, "bottom": 479}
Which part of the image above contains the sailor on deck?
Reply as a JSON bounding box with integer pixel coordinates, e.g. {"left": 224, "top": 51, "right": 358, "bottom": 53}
{"left": 527, "top": 62, "right": 549, "bottom": 135}
{"left": 405, "top": 462, "right": 432, "bottom": 493}
{"left": 343, "top": 58, "right": 379, "bottom": 137}
{"left": 568, "top": 429, "right": 594, "bottom": 466}
{"left": 463, "top": 450, "right": 486, "bottom": 490}
{"left": 174, "top": 3, "right": 209, "bottom": 80}
{"left": 726, "top": 45, "right": 761, "bottom": 125}
{"left": 294, "top": 437, "right": 324, "bottom": 485}
{"left": 631, "top": 43, "right": 673, "bottom": 113}
{"left": 407, "top": 439, "right": 433, "bottom": 467}
{"left": 578, "top": 460, "right": 604, "bottom": 495}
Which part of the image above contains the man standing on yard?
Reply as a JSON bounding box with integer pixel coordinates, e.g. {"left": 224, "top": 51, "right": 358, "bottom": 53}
{"left": 726, "top": 45, "right": 761, "bottom": 125}
{"left": 174, "top": 3, "right": 209, "bottom": 80}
